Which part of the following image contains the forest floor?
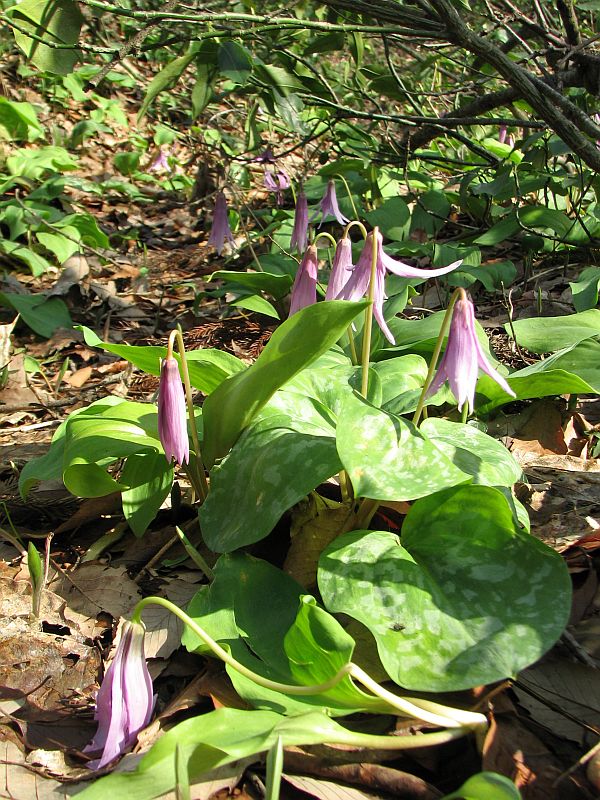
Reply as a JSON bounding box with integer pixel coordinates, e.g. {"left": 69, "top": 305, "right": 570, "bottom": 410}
{"left": 1, "top": 56, "right": 600, "bottom": 800}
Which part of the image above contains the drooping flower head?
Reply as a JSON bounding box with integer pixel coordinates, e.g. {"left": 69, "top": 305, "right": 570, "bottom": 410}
{"left": 325, "top": 236, "right": 353, "bottom": 300}
{"left": 252, "top": 147, "right": 277, "bottom": 164}
{"left": 289, "top": 244, "right": 318, "bottom": 316}
{"left": 148, "top": 148, "right": 170, "bottom": 173}
{"left": 290, "top": 191, "right": 309, "bottom": 254}
{"left": 425, "top": 294, "right": 516, "bottom": 412}
{"left": 158, "top": 357, "right": 189, "bottom": 465}
{"left": 338, "top": 229, "right": 462, "bottom": 344}
{"left": 498, "top": 125, "right": 508, "bottom": 144}
{"left": 85, "top": 620, "right": 154, "bottom": 769}
{"left": 264, "top": 169, "right": 290, "bottom": 205}
{"left": 318, "top": 180, "right": 349, "bottom": 227}
{"left": 208, "top": 191, "right": 235, "bottom": 255}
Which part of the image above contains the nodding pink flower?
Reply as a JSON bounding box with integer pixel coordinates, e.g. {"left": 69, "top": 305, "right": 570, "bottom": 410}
{"left": 264, "top": 169, "right": 290, "bottom": 205}
{"left": 498, "top": 125, "right": 508, "bottom": 144}
{"left": 425, "top": 295, "right": 516, "bottom": 412}
{"left": 148, "top": 148, "right": 170, "bottom": 173}
{"left": 85, "top": 620, "right": 154, "bottom": 769}
{"left": 325, "top": 237, "right": 353, "bottom": 300}
{"left": 208, "top": 192, "right": 235, "bottom": 255}
{"left": 289, "top": 244, "right": 318, "bottom": 316}
{"left": 252, "top": 147, "right": 276, "bottom": 164}
{"left": 290, "top": 192, "right": 309, "bottom": 253}
{"left": 339, "top": 229, "right": 462, "bottom": 344}
{"left": 158, "top": 357, "right": 189, "bottom": 465}
{"left": 318, "top": 180, "right": 349, "bottom": 227}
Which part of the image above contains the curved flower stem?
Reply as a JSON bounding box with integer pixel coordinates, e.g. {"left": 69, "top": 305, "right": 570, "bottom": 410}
{"left": 334, "top": 173, "right": 359, "bottom": 220}
{"left": 313, "top": 231, "right": 338, "bottom": 249}
{"left": 343, "top": 220, "right": 368, "bottom": 240}
{"left": 341, "top": 221, "right": 367, "bottom": 366}
{"left": 412, "top": 287, "right": 466, "bottom": 427}
{"left": 171, "top": 329, "right": 209, "bottom": 503}
{"left": 360, "top": 226, "right": 379, "bottom": 398}
{"left": 131, "top": 596, "right": 487, "bottom": 733}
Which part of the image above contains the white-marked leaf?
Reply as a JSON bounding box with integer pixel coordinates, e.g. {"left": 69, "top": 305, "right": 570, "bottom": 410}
{"left": 420, "top": 418, "right": 522, "bottom": 487}
{"left": 336, "top": 393, "right": 468, "bottom": 500}
{"left": 318, "top": 485, "right": 571, "bottom": 691}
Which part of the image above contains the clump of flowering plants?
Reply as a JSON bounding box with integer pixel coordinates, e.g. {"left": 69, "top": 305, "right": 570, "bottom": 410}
{"left": 21, "top": 209, "right": 576, "bottom": 799}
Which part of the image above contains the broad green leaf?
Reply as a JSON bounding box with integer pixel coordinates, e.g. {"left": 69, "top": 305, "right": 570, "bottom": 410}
{"left": 0, "top": 97, "right": 43, "bottom": 141}
{"left": 7, "top": 0, "right": 83, "bottom": 74}
{"left": 6, "top": 145, "right": 78, "bottom": 179}
{"left": 218, "top": 40, "right": 253, "bottom": 85}
{"left": 410, "top": 189, "right": 451, "bottom": 236}
{"left": 36, "top": 229, "right": 80, "bottom": 262}
{"left": 518, "top": 205, "right": 573, "bottom": 237}
{"left": 74, "top": 707, "right": 378, "bottom": 800}
{"left": 505, "top": 310, "right": 600, "bottom": 353}
{"left": 477, "top": 339, "right": 600, "bottom": 412}
{"left": 121, "top": 452, "right": 174, "bottom": 536}
{"left": 200, "top": 411, "right": 340, "bottom": 552}
{"left": 379, "top": 310, "right": 499, "bottom": 363}
{"left": 78, "top": 325, "right": 244, "bottom": 394}
{"left": 420, "top": 418, "right": 522, "bottom": 487}
{"left": 443, "top": 771, "right": 522, "bottom": 799}
{"left": 191, "top": 63, "right": 214, "bottom": 118}
{"left": 0, "top": 292, "right": 72, "bottom": 336}
{"left": 448, "top": 260, "right": 517, "bottom": 292}
{"left": 201, "top": 300, "right": 367, "bottom": 468}
{"left": 336, "top": 393, "right": 469, "bottom": 501}
{"left": 0, "top": 241, "right": 53, "bottom": 276}
{"left": 373, "top": 354, "right": 432, "bottom": 415}
{"left": 209, "top": 269, "right": 292, "bottom": 300}
{"left": 473, "top": 215, "right": 520, "bottom": 245}
{"left": 62, "top": 400, "right": 162, "bottom": 497}
{"left": 365, "top": 196, "right": 410, "bottom": 242}
{"left": 57, "top": 213, "right": 109, "bottom": 248}
{"left": 570, "top": 266, "right": 600, "bottom": 312}
{"left": 18, "top": 398, "right": 127, "bottom": 498}
{"left": 138, "top": 45, "right": 199, "bottom": 121}
{"left": 183, "top": 554, "right": 384, "bottom": 715}
{"left": 230, "top": 294, "right": 280, "bottom": 319}
{"left": 318, "top": 486, "right": 571, "bottom": 692}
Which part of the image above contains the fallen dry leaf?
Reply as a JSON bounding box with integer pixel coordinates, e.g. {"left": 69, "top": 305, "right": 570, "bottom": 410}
{"left": 50, "top": 563, "right": 141, "bottom": 620}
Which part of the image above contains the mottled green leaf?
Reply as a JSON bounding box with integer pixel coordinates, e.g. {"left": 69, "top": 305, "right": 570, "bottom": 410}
{"left": 319, "top": 486, "right": 571, "bottom": 691}
{"left": 336, "top": 392, "right": 469, "bottom": 501}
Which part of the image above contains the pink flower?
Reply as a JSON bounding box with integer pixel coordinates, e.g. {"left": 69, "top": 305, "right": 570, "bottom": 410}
{"left": 318, "top": 180, "right": 349, "bottom": 227}
{"left": 158, "top": 357, "right": 189, "bottom": 465}
{"left": 325, "top": 236, "right": 353, "bottom": 300}
{"left": 264, "top": 169, "right": 290, "bottom": 205}
{"left": 290, "top": 192, "right": 309, "bottom": 253}
{"left": 498, "top": 125, "right": 508, "bottom": 144}
{"left": 339, "top": 229, "right": 462, "bottom": 344}
{"left": 289, "top": 245, "right": 318, "bottom": 316}
{"left": 85, "top": 621, "right": 154, "bottom": 769}
{"left": 148, "top": 148, "right": 170, "bottom": 173}
{"left": 425, "top": 295, "right": 516, "bottom": 412}
{"left": 252, "top": 147, "right": 276, "bottom": 164}
{"left": 208, "top": 192, "right": 235, "bottom": 255}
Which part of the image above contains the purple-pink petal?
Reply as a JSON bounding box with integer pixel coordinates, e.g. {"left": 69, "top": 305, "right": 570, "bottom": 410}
{"left": 208, "top": 192, "right": 235, "bottom": 255}
{"left": 289, "top": 245, "right": 318, "bottom": 316}
{"left": 158, "top": 357, "right": 189, "bottom": 465}
{"left": 319, "top": 180, "right": 349, "bottom": 227}
{"left": 425, "top": 296, "right": 515, "bottom": 412}
{"left": 85, "top": 621, "right": 155, "bottom": 770}
{"left": 290, "top": 192, "right": 309, "bottom": 254}
{"left": 325, "top": 237, "right": 353, "bottom": 300}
